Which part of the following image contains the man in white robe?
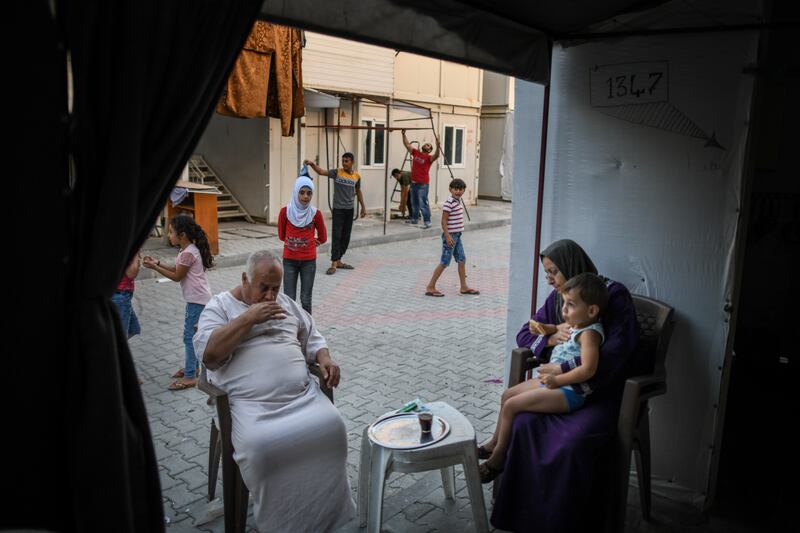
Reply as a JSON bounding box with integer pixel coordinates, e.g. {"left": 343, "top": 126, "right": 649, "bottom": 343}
{"left": 194, "top": 250, "right": 355, "bottom": 532}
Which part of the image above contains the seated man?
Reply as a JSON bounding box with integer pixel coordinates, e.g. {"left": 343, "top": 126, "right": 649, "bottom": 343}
{"left": 194, "top": 250, "right": 355, "bottom": 532}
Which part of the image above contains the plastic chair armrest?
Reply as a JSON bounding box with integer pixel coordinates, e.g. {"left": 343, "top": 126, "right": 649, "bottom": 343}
{"left": 197, "top": 375, "right": 227, "bottom": 399}
{"left": 308, "top": 362, "right": 334, "bottom": 403}
{"left": 618, "top": 373, "right": 667, "bottom": 441}
{"left": 626, "top": 374, "right": 667, "bottom": 402}
{"left": 508, "top": 348, "right": 536, "bottom": 387}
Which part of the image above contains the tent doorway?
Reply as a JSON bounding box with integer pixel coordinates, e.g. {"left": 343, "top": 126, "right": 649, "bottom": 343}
{"left": 712, "top": 21, "right": 798, "bottom": 529}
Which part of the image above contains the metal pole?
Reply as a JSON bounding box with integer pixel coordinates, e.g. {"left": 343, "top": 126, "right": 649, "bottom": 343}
{"left": 429, "top": 114, "right": 470, "bottom": 221}
{"left": 301, "top": 124, "right": 428, "bottom": 130}
{"left": 383, "top": 98, "right": 391, "bottom": 235}
{"left": 530, "top": 84, "right": 550, "bottom": 315}
{"left": 392, "top": 117, "right": 431, "bottom": 123}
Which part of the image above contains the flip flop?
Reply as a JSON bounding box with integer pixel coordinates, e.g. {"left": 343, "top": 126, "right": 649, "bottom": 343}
{"left": 477, "top": 445, "right": 492, "bottom": 460}
{"left": 478, "top": 461, "right": 504, "bottom": 484}
{"left": 460, "top": 289, "right": 481, "bottom": 295}
{"left": 326, "top": 267, "right": 337, "bottom": 275}
{"left": 171, "top": 366, "right": 199, "bottom": 378}
{"left": 337, "top": 263, "right": 355, "bottom": 269}
{"left": 425, "top": 290, "right": 445, "bottom": 297}
{"left": 168, "top": 380, "right": 196, "bottom": 391}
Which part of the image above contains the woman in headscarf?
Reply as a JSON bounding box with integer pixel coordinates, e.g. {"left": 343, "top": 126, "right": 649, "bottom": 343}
{"left": 490, "top": 239, "right": 642, "bottom": 533}
{"left": 277, "top": 176, "right": 327, "bottom": 314}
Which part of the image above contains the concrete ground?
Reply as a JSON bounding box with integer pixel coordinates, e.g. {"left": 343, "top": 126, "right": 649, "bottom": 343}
{"left": 140, "top": 200, "right": 513, "bottom": 274}
{"left": 130, "top": 220, "right": 759, "bottom": 532}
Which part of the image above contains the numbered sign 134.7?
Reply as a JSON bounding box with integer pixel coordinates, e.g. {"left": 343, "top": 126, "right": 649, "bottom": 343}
{"left": 590, "top": 61, "right": 668, "bottom": 107}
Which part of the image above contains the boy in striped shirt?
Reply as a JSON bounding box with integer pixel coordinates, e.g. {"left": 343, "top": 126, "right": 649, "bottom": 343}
{"left": 424, "top": 179, "right": 480, "bottom": 297}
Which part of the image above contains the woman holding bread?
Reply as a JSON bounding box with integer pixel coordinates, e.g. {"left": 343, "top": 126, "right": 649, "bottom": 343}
{"left": 488, "top": 239, "right": 644, "bottom": 533}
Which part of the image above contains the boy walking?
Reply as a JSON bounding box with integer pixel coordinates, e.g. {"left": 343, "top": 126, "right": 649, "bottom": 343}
{"left": 424, "top": 179, "right": 480, "bottom": 297}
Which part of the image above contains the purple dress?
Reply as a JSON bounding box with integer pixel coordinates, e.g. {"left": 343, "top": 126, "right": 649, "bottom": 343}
{"left": 490, "top": 281, "right": 642, "bottom": 533}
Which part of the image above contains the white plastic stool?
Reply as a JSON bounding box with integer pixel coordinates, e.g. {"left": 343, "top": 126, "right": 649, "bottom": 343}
{"left": 357, "top": 401, "right": 489, "bottom": 533}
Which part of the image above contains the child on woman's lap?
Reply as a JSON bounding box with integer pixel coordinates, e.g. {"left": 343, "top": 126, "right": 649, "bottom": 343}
{"left": 478, "top": 273, "right": 609, "bottom": 482}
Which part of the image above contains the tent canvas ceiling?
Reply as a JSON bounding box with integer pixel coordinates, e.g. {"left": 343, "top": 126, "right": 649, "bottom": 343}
{"left": 258, "top": 0, "right": 769, "bottom": 82}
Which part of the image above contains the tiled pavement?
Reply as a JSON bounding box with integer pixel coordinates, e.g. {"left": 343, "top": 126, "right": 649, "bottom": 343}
{"left": 139, "top": 200, "right": 513, "bottom": 274}
{"left": 132, "top": 225, "right": 508, "bottom": 532}
{"left": 131, "top": 223, "right": 750, "bottom": 532}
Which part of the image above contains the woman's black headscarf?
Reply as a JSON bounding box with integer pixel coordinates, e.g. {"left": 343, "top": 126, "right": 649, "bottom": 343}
{"left": 540, "top": 239, "right": 599, "bottom": 322}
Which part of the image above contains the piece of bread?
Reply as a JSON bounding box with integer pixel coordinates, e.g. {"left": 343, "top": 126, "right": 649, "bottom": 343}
{"left": 528, "top": 319, "right": 550, "bottom": 336}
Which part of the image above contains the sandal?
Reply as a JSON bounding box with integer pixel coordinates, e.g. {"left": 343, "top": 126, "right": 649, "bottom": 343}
{"left": 460, "top": 288, "right": 481, "bottom": 295}
{"left": 425, "top": 290, "right": 445, "bottom": 297}
{"left": 478, "top": 461, "right": 504, "bottom": 484}
{"left": 477, "top": 445, "right": 492, "bottom": 460}
{"left": 337, "top": 263, "right": 355, "bottom": 270}
{"left": 171, "top": 366, "right": 199, "bottom": 379}
{"left": 326, "top": 267, "right": 337, "bottom": 275}
{"left": 168, "top": 380, "right": 197, "bottom": 391}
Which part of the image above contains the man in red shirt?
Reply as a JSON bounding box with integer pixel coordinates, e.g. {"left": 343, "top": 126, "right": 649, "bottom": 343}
{"left": 402, "top": 130, "right": 440, "bottom": 229}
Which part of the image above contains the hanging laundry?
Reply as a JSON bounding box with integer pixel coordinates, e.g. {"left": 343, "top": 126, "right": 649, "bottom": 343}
{"left": 216, "top": 21, "right": 304, "bottom": 136}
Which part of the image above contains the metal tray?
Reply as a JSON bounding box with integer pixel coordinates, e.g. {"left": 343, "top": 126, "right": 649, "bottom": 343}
{"left": 368, "top": 412, "right": 450, "bottom": 449}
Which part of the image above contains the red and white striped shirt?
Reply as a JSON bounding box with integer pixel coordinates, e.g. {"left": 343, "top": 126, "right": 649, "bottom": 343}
{"left": 442, "top": 196, "right": 465, "bottom": 233}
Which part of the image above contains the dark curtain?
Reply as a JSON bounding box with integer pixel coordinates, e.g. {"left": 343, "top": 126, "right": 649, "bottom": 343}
{"left": 8, "top": 1, "right": 261, "bottom": 530}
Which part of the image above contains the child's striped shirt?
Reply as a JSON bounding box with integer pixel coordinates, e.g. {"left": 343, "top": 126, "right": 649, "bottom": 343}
{"left": 442, "top": 195, "right": 465, "bottom": 233}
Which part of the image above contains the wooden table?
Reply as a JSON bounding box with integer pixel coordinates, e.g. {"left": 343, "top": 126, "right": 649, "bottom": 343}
{"left": 166, "top": 180, "right": 221, "bottom": 255}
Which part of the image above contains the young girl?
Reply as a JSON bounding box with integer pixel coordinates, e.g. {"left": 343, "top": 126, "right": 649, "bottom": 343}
{"left": 477, "top": 272, "right": 609, "bottom": 482}
{"left": 111, "top": 252, "right": 142, "bottom": 339}
{"left": 278, "top": 176, "right": 327, "bottom": 314}
{"left": 143, "top": 214, "right": 213, "bottom": 391}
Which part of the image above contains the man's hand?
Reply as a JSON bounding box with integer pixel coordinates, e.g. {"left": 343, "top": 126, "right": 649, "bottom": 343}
{"left": 401, "top": 130, "right": 413, "bottom": 152}
{"left": 318, "top": 357, "right": 341, "bottom": 389}
{"left": 445, "top": 234, "right": 454, "bottom": 247}
{"left": 360, "top": 206, "right": 367, "bottom": 218}
{"left": 243, "top": 301, "right": 287, "bottom": 325}
{"left": 540, "top": 373, "right": 560, "bottom": 389}
{"left": 536, "top": 363, "right": 563, "bottom": 376}
{"left": 303, "top": 159, "right": 324, "bottom": 175}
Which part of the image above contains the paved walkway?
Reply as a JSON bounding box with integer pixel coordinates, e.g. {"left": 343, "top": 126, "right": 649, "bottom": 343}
{"left": 133, "top": 224, "right": 508, "bottom": 532}
{"left": 131, "top": 221, "right": 753, "bottom": 532}
{"left": 139, "top": 199, "right": 512, "bottom": 274}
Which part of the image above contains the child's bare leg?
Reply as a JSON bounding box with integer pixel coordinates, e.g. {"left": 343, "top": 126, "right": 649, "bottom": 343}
{"left": 482, "top": 378, "right": 542, "bottom": 451}
{"left": 457, "top": 261, "right": 476, "bottom": 292}
{"left": 485, "top": 388, "right": 569, "bottom": 470}
{"left": 426, "top": 264, "right": 447, "bottom": 292}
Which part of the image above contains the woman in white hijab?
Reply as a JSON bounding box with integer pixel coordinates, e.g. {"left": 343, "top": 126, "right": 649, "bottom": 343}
{"left": 277, "top": 176, "right": 327, "bottom": 314}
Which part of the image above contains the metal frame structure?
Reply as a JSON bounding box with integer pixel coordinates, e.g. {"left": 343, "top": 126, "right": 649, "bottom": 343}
{"left": 302, "top": 90, "right": 468, "bottom": 234}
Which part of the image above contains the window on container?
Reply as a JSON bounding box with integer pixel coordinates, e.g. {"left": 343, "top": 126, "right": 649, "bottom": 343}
{"left": 362, "top": 119, "right": 385, "bottom": 167}
{"left": 443, "top": 125, "right": 465, "bottom": 166}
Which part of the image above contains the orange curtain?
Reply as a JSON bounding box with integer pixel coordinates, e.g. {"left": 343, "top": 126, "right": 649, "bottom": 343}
{"left": 216, "top": 21, "right": 304, "bottom": 136}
